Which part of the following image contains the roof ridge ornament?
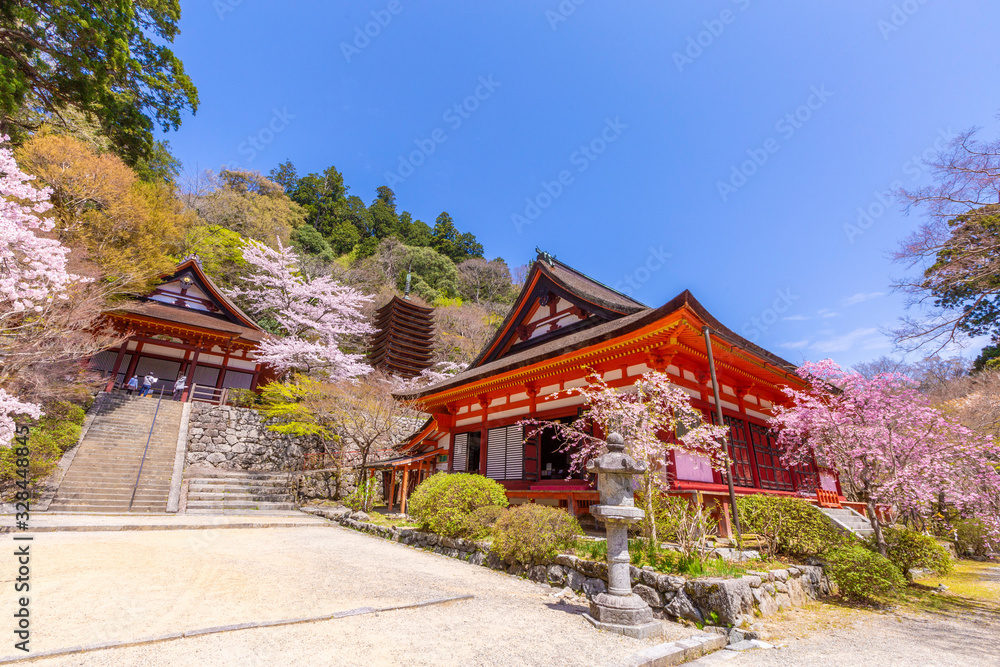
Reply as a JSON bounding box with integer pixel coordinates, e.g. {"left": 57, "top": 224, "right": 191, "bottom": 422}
{"left": 535, "top": 247, "right": 556, "bottom": 267}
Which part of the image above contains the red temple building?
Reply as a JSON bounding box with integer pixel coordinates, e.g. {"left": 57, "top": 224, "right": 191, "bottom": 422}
{"left": 88, "top": 257, "right": 270, "bottom": 402}
{"left": 391, "top": 253, "right": 843, "bottom": 534}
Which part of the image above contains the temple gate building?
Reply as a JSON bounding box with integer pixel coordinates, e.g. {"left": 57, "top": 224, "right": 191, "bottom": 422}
{"left": 88, "top": 257, "right": 269, "bottom": 402}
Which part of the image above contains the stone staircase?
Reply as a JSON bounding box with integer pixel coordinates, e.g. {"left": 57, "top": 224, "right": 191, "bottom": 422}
{"left": 49, "top": 392, "right": 184, "bottom": 513}
{"left": 818, "top": 506, "right": 875, "bottom": 539}
{"left": 184, "top": 468, "right": 296, "bottom": 514}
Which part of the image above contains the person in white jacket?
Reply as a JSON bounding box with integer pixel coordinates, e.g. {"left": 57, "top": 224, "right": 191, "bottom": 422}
{"left": 172, "top": 375, "right": 187, "bottom": 401}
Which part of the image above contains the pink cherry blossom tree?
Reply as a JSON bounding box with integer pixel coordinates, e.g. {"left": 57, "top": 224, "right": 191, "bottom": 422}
{"left": 0, "top": 136, "right": 83, "bottom": 445}
{"left": 772, "top": 359, "right": 1000, "bottom": 555}
{"left": 228, "top": 239, "right": 375, "bottom": 381}
{"left": 521, "top": 370, "right": 730, "bottom": 543}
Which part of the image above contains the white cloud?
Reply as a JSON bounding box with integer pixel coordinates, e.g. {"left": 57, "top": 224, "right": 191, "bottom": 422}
{"left": 842, "top": 292, "right": 885, "bottom": 306}
{"left": 809, "top": 327, "right": 888, "bottom": 354}
{"left": 780, "top": 339, "right": 810, "bottom": 350}
{"left": 782, "top": 314, "right": 809, "bottom": 321}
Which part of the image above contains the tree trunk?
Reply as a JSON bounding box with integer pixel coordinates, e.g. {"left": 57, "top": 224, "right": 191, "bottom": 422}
{"left": 643, "top": 472, "right": 657, "bottom": 545}
{"left": 866, "top": 499, "right": 887, "bottom": 556}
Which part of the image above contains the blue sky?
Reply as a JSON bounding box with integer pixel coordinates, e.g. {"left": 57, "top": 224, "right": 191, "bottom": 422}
{"left": 161, "top": 1, "right": 1000, "bottom": 369}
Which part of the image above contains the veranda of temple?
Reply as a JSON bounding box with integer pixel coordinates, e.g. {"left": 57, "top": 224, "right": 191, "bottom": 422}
{"left": 392, "top": 253, "right": 844, "bottom": 536}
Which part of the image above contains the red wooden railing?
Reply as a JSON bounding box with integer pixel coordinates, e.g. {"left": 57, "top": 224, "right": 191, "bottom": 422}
{"left": 816, "top": 488, "right": 842, "bottom": 508}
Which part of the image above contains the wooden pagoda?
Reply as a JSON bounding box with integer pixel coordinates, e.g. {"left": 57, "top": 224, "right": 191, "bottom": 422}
{"left": 369, "top": 296, "right": 435, "bottom": 378}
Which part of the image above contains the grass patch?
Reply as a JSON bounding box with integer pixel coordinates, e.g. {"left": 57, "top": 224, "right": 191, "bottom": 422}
{"left": 899, "top": 560, "right": 1000, "bottom": 617}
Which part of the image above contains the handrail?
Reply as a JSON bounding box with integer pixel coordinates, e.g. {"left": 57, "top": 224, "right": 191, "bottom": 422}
{"left": 186, "top": 383, "right": 229, "bottom": 405}
{"left": 128, "top": 385, "right": 165, "bottom": 511}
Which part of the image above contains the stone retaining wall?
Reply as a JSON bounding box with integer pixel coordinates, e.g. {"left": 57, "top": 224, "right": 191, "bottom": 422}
{"left": 309, "top": 506, "right": 834, "bottom": 628}
{"left": 186, "top": 403, "right": 311, "bottom": 471}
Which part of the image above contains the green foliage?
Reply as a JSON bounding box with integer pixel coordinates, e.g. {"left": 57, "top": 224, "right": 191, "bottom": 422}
{"left": 491, "top": 503, "right": 583, "bottom": 565}
{"left": 638, "top": 492, "right": 693, "bottom": 543}
{"left": 824, "top": 545, "right": 905, "bottom": 601}
{"left": 871, "top": 527, "right": 953, "bottom": 580}
{"left": 0, "top": 0, "right": 198, "bottom": 166}
{"left": 954, "top": 518, "right": 994, "bottom": 559}
{"left": 432, "top": 212, "right": 483, "bottom": 263}
{"left": 394, "top": 245, "right": 459, "bottom": 301}
{"left": 291, "top": 224, "right": 335, "bottom": 262}
{"left": 258, "top": 377, "right": 330, "bottom": 439}
{"left": 407, "top": 473, "right": 509, "bottom": 538}
{"left": 575, "top": 538, "right": 608, "bottom": 562}
{"left": 736, "top": 494, "right": 849, "bottom": 558}
{"left": 0, "top": 401, "right": 85, "bottom": 499}
{"left": 326, "top": 221, "right": 361, "bottom": 255}
{"left": 181, "top": 224, "right": 246, "bottom": 288}
{"left": 462, "top": 505, "right": 507, "bottom": 540}
{"left": 227, "top": 388, "right": 260, "bottom": 408}
{"left": 344, "top": 475, "right": 382, "bottom": 512}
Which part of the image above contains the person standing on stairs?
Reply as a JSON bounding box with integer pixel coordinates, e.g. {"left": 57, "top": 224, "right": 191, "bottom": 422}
{"left": 125, "top": 375, "right": 139, "bottom": 396}
{"left": 140, "top": 373, "right": 158, "bottom": 397}
{"left": 172, "top": 375, "right": 187, "bottom": 401}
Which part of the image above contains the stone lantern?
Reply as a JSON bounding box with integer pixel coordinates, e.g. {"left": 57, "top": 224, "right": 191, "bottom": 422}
{"left": 583, "top": 432, "right": 661, "bottom": 639}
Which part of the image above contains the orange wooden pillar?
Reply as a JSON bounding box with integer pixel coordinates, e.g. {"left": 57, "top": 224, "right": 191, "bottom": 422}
{"left": 717, "top": 497, "right": 733, "bottom": 539}
{"left": 388, "top": 469, "right": 396, "bottom": 512}
{"left": 400, "top": 467, "right": 411, "bottom": 514}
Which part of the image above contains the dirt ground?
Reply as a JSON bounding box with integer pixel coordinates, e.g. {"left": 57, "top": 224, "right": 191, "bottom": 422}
{"left": 0, "top": 523, "right": 694, "bottom": 666}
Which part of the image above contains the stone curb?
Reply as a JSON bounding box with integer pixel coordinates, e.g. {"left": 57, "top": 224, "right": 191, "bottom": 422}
{"left": 0, "top": 595, "right": 474, "bottom": 663}
{"left": 617, "top": 632, "right": 728, "bottom": 667}
{"left": 0, "top": 521, "right": 330, "bottom": 534}
{"left": 166, "top": 401, "right": 193, "bottom": 513}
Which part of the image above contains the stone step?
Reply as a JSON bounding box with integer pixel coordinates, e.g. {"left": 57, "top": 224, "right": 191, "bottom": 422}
{"left": 184, "top": 470, "right": 290, "bottom": 479}
{"left": 187, "top": 492, "right": 293, "bottom": 502}
{"left": 185, "top": 501, "right": 296, "bottom": 511}
{"left": 187, "top": 484, "right": 290, "bottom": 494}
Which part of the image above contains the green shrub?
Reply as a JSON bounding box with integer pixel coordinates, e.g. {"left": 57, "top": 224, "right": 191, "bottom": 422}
{"left": 227, "top": 388, "right": 260, "bottom": 408}
{"left": 954, "top": 519, "right": 994, "bottom": 560}
{"left": 636, "top": 491, "right": 695, "bottom": 542}
{"left": 462, "top": 505, "right": 506, "bottom": 540}
{"left": 736, "top": 494, "right": 849, "bottom": 558}
{"left": 491, "top": 503, "right": 583, "bottom": 565}
{"left": 871, "top": 527, "right": 953, "bottom": 580}
{"left": 0, "top": 401, "right": 85, "bottom": 500}
{"left": 824, "top": 545, "right": 905, "bottom": 601}
{"left": 407, "top": 473, "right": 508, "bottom": 538}
{"left": 344, "top": 475, "right": 382, "bottom": 512}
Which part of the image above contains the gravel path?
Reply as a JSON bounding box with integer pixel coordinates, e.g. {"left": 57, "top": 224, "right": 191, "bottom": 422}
{"left": 0, "top": 523, "right": 692, "bottom": 665}
{"left": 723, "top": 606, "right": 1000, "bottom": 666}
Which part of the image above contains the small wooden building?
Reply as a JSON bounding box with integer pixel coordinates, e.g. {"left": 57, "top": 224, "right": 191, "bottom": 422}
{"left": 393, "top": 253, "right": 842, "bottom": 533}
{"left": 369, "top": 295, "right": 435, "bottom": 378}
{"left": 89, "top": 257, "right": 270, "bottom": 401}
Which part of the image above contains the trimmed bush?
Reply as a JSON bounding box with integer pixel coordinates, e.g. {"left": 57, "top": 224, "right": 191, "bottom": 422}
{"left": 462, "top": 505, "right": 506, "bottom": 540}
{"left": 491, "top": 503, "right": 583, "bottom": 565}
{"left": 407, "top": 473, "right": 508, "bottom": 538}
{"left": 954, "top": 519, "right": 993, "bottom": 560}
{"left": 871, "top": 527, "right": 953, "bottom": 580}
{"left": 736, "top": 494, "right": 849, "bottom": 557}
{"left": 0, "top": 401, "right": 85, "bottom": 500}
{"left": 824, "top": 545, "right": 905, "bottom": 601}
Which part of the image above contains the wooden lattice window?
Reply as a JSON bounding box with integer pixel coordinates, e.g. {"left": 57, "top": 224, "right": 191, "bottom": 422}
{"left": 713, "top": 413, "right": 755, "bottom": 487}
{"left": 748, "top": 423, "right": 793, "bottom": 491}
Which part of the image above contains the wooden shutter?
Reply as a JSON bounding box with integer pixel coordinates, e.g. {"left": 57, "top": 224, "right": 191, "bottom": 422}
{"left": 486, "top": 428, "right": 507, "bottom": 479}
{"left": 523, "top": 427, "right": 539, "bottom": 482}
{"left": 452, "top": 433, "right": 468, "bottom": 472}
{"left": 505, "top": 425, "right": 523, "bottom": 480}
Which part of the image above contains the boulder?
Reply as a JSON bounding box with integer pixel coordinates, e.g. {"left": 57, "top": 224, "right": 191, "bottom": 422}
{"left": 664, "top": 590, "right": 703, "bottom": 624}
{"left": 567, "top": 569, "right": 587, "bottom": 592}
{"left": 775, "top": 593, "right": 791, "bottom": 610}
{"left": 787, "top": 577, "right": 807, "bottom": 606}
{"left": 741, "top": 575, "right": 762, "bottom": 588}
{"left": 657, "top": 574, "right": 686, "bottom": 594}
{"left": 685, "top": 578, "right": 754, "bottom": 627}
{"left": 529, "top": 565, "right": 548, "bottom": 583}
{"left": 633, "top": 584, "right": 663, "bottom": 608}
{"left": 349, "top": 511, "right": 369, "bottom": 522}
{"left": 751, "top": 587, "right": 778, "bottom": 617}
{"left": 582, "top": 577, "right": 607, "bottom": 597}
{"left": 554, "top": 554, "right": 579, "bottom": 569}
{"left": 771, "top": 569, "right": 789, "bottom": 583}
{"left": 547, "top": 565, "right": 567, "bottom": 587}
